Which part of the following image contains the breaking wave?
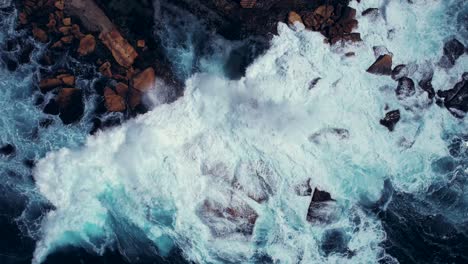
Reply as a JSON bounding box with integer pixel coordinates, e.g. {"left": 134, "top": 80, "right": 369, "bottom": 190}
{"left": 2, "top": 0, "right": 465, "bottom": 263}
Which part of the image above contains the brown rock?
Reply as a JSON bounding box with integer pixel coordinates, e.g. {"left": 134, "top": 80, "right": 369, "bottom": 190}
{"left": 129, "top": 89, "right": 142, "bottom": 109}
{"left": 367, "top": 54, "right": 392, "bottom": 75}
{"left": 60, "top": 35, "right": 73, "bottom": 44}
{"left": 63, "top": 17, "right": 71, "bottom": 26}
{"left": 55, "top": 0, "right": 64, "bottom": 10}
{"left": 99, "top": 61, "right": 112, "bottom": 78}
{"left": 104, "top": 87, "right": 126, "bottom": 112}
{"left": 57, "top": 74, "right": 75, "bottom": 86}
{"left": 240, "top": 0, "right": 256, "bottom": 9}
{"left": 39, "top": 78, "right": 62, "bottom": 93}
{"left": 315, "top": 5, "right": 334, "bottom": 19}
{"left": 58, "top": 26, "right": 72, "bottom": 35}
{"left": 32, "top": 26, "right": 48, "bottom": 43}
{"left": 137, "top": 40, "right": 146, "bottom": 48}
{"left": 71, "top": 24, "right": 85, "bottom": 39}
{"left": 288, "top": 11, "right": 303, "bottom": 26}
{"left": 77, "top": 34, "right": 96, "bottom": 56}
{"left": 100, "top": 30, "right": 138, "bottom": 68}
{"left": 115, "top": 82, "right": 129, "bottom": 98}
{"left": 19, "top": 12, "right": 28, "bottom": 25}
{"left": 132, "top": 67, "right": 155, "bottom": 92}
{"left": 51, "top": 40, "right": 63, "bottom": 49}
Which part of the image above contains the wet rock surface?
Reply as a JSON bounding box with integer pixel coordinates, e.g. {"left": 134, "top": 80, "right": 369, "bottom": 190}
{"left": 437, "top": 73, "right": 468, "bottom": 118}
{"left": 380, "top": 110, "right": 400, "bottom": 132}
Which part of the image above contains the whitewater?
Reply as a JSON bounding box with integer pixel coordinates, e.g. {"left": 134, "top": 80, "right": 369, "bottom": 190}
{"left": 27, "top": 0, "right": 467, "bottom": 263}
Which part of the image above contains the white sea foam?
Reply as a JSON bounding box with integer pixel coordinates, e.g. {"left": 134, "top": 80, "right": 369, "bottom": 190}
{"left": 32, "top": 0, "right": 467, "bottom": 263}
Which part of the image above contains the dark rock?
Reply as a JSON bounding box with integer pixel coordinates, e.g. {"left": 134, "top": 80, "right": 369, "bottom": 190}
{"left": 43, "top": 99, "right": 60, "bottom": 115}
{"left": 391, "top": 64, "right": 408, "bottom": 80}
{"left": 362, "top": 8, "right": 379, "bottom": 17}
{"left": 23, "top": 159, "right": 35, "bottom": 168}
{"left": 0, "top": 144, "right": 15, "bottom": 156}
{"left": 367, "top": 54, "right": 392, "bottom": 75}
{"left": 307, "top": 188, "right": 338, "bottom": 224}
{"left": 380, "top": 110, "right": 400, "bottom": 132}
{"left": 395, "top": 77, "right": 415, "bottom": 100}
{"left": 56, "top": 88, "right": 84, "bottom": 124}
{"left": 321, "top": 229, "right": 352, "bottom": 256}
{"left": 439, "top": 38, "right": 465, "bottom": 68}
{"left": 418, "top": 78, "right": 436, "bottom": 99}
{"left": 437, "top": 73, "right": 468, "bottom": 118}
{"left": 312, "top": 188, "right": 335, "bottom": 202}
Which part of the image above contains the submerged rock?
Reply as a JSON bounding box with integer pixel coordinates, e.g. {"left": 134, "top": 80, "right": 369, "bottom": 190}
{"left": 391, "top": 64, "right": 408, "bottom": 80}
{"left": 439, "top": 38, "right": 465, "bottom": 68}
{"left": 307, "top": 188, "right": 338, "bottom": 224}
{"left": 437, "top": 73, "right": 468, "bottom": 118}
{"left": 395, "top": 77, "right": 415, "bottom": 100}
{"left": 321, "top": 229, "right": 353, "bottom": 256}
{"left": 380, "top": 110, "right": 400, "bottom": 132}
{"left": 198, "top": 198, "right": 258, "bottom": 237}
{"left": 0, "top": 144, "right": 15, "bottom": 156}
{"left": 367, "top": 54, "right": 392, "bottom": 75}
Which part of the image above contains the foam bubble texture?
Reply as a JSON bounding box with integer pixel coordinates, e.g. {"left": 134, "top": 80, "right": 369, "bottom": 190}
{"left": 33, "top": 0, "right": 467, "bottom": 263}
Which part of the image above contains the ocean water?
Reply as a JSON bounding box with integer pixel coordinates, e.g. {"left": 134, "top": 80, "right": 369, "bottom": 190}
{"left": 1, "top": 0, "right": 467, "bottom": 263}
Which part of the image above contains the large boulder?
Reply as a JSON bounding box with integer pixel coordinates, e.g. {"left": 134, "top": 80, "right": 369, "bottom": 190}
{"left": 367, "top": 54, "right": 392, "bottom": 75}
{"left": 132, "top": 67, "right": 156, "bottom": 92}
{"left": 100, "top": 30, "right": 138, "bottom": 68}
{"left": 104, "top": 87, "right": 126, "bottom": 112}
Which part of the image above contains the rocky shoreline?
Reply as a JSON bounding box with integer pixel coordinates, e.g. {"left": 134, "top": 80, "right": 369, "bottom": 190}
{"left": 10, "top": 0, "right": 368, "bottom": 132}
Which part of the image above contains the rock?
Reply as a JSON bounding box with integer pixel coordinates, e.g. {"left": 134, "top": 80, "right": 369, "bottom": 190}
{"left": 60, "top": 35, "right": 73, "bottom": 44}
{"left": 380, "top": 110, "right": 400, "bottom": 131}
{"left": 197, "top": 198, "right": 258, "bottom": 237}
{"left": 98, "top": 61, "right": 112, "bottom": 78}
{"left": 39, "top": 78, "right": 62, "bottom": 93}
{"left": 77, "top": 34, "right": 96, "bottom": 56}
{"left": 65, "top": 0, "right": 114, "bottom": 33}
{"left": 104, "top": 87, "right": 126, "bottom": 112}
{"left": 132, "top": 67, "right": 155, "bottom": 92}
{"left": 307, "top": 188, "right": 338, "bottom": 224}
{"left": 373, "top": 46, "right": 391, "bottom": 58}
{"left": 57, "top": 74, "right": 75, "bottom": 86}
{"left": 391, "top": 64, "right": 408, "bottom": 80}
{"left": 32, "top": 26, "right": 48, "bottom": 43}
{"left": 367, "top": 54, "right": 392, "bottom": 75}
{"left": 311, "top": 188, "right": 335, "bottom": 203}
{"left": 240, "top": 0, "right": 256, "bottom": 9}
{"left": 55, "top": 0, "right": 64, "bottom": 10}
{"left": 418, "top": 74, "right": 436, "bottom": 99}
{"left": 137, "top": 39, "right": 146, "bottom": 48}
{"left": 56, "top": 88, "right": 84, "bottom": 124}
{"left": 43, "top": 99, "right": 60, "bottom": 115}
{"left": 100, "top": 29, "right": 138, "bottom": 68}
{"left": 395, "top": 77, "right": 415, "bottom": 100}
{"left": 437, "top": 73, "right": 468, "bottom": 118}
{"left": 63, "top": 17, "right": 71, "bottom": 26}
{"left": 294, "top": 179, "right": 312, "bottom": 196}
{"left": 439, "top": 38, "right": 465, "bottom": 68}
{"left": 321, "top": 229, "right": 353, "bottom": 256}
{"left": 0, "top": 144, "right": 15, "bottom": 156}
{"left": 362, "top": 8, "right": 379, "bottom": 16}
{"left": 315, "top": 5, "right": 334, "bottom": 20}
{"left": 115, "top": 82, "right": 129, "bottom": 98}
{"left": 288, "top": 11, "right": 303, "bottom": 26}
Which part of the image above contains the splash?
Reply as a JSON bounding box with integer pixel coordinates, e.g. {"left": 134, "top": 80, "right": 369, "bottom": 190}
{"left": 32, "top": 0, "right": 467, "bottom": 263}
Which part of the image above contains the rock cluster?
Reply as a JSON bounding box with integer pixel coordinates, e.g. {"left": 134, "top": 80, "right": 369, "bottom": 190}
{"left": 17, "top": 0, "right": 161, "bottom": 129}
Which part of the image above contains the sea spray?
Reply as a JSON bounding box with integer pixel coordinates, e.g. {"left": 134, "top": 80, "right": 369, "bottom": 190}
{"left": 32, "top": 0, "right": 467, "bottom": 263}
